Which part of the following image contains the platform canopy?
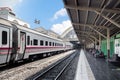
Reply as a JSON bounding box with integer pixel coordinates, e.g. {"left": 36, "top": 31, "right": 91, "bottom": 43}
{"left": 63, "top": 0, "right": 120, "bottom": 44}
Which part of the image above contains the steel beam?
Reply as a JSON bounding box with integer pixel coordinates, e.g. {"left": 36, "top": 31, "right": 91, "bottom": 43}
{"left": 76, "top": 30, "right": 95, "bottom": 35}
{"left": 73, "top": 23, "right": 108, "bottom": 29}
{"left": 78, "top": 35, "right": 94, "bottom": 43}
{"left": 75, "top": 0, "right": 79, "bottom": 23}
{"left": 88, "top": 26, "right": 107, "bottom": 38}
{"left": 79, "top": 36, "right": 93, "bottom": 44}
{"left": 65, "top": 5, "right": 120, "bottom": 14}
{"left": 95, "top": 11, "right": 120, "bottom": 28}
{"left": 77, "top": 32, "right": 99, "bottom": 42}
{"left": 73, "top": 23, "right": 107, "bottom": 38}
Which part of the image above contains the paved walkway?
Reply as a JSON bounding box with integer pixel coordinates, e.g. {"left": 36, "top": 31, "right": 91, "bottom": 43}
{"left": 75, "top": 49, "right": 95, "bottom": 80}
{"left": 75, "top": 49, "right": 120, "bottom": 80}
{"left": 85, "top": 50, "right": 120, "bottom": 80}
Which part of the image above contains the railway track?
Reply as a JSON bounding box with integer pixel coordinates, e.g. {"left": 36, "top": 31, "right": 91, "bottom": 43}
{"left": 0, "top": 50, "right": 75, "bottom": 80}
{"left": 29, "top": 50, "right": 78, "bottom": 80}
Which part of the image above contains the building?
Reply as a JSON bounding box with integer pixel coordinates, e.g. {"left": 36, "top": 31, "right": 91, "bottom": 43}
{"left": 34, "top": 27, "right": 61, "bottom": 38}
{"left": 0, "top": 7, "right": 30, "bottom": 28}
{"left": 61, "top": 27, "right": 78, "bottom": 41}
{"left": 47, "top": 30, "right": 61, "bottom": 38}
{"left": 34, "top": 27, "right": 48, "bottom": 35}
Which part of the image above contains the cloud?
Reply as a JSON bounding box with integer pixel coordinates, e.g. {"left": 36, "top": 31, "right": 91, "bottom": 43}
{"left": 51, "top": 20, "right": 72, "bottom": 35}
{"left": 51, "top": 8, "right": 67, "bottom": 21}
{"left": 0, "top": 0, "right": 23, "bottom": 9}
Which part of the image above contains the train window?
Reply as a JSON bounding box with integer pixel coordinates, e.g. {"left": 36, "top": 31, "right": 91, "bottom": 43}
{"left": 40, "top": 40, "right": 44, "bottom": 46}
{"left": 2, "top": 31, "right": 7, "bottom": 45}
{"left": 53, "top": 42, "right": 54, "bottom": 46}
{"left": 27, "top": 36, "right": 30, "bottom": 45}
{"left": 45, "top": 41, "right": 48, "bottom": 46}
{"left": 33, "top": 39, "right": 38, "bottom": 45}
{"left": 51, "top": 42, "right": 52, "bottom": 46}
{"left": 49, "top": 42, "right": 51, "bottom": 46}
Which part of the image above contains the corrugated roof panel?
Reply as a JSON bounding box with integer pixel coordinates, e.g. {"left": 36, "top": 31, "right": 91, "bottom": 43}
{"left": 87, "top": 11, "right": 97, "bottom": 24}
{"left": 90, "top": 0, "right": 103, "bottom": 8}
{"left": 78, "top": 0, "right": 89, "bottom": 7}
{"left": 79, "top": 11, "right": 87, "bottom": 24}
{"left": 69, "top": 9, "right": 79, "bottom": 23}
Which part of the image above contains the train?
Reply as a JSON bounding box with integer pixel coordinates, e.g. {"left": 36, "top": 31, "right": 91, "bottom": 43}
{"left": 0, "top": 18, "right": 73, "bottom": 65}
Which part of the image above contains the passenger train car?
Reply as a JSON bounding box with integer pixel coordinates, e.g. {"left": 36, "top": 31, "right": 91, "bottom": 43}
{"left": 0, "top": 18, "right": 73, "bottom": 64}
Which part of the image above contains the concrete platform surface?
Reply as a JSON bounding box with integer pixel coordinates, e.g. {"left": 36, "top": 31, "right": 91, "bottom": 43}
{"left": 75, "top": 49, "right": 95, "bottom": 80}
{"left": 85, "top": 50, "right": 120, "bottom": 80}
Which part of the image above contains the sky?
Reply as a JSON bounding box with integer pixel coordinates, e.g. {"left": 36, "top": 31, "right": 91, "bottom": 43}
{"left": 0, "top": 0, "right": 72, "bottom": 35}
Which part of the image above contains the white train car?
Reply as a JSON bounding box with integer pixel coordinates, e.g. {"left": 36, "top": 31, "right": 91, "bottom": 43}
{"left": 64, "top": 41, "right": 73, "bottom": 51}
{"left": 0, "top": 18, "right": 13, "bottom": 64}
{"left": 0, "top": 18, "right": 73, "bottom": 64}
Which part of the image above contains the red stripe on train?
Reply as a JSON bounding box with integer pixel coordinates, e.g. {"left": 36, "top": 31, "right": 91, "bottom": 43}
{"left": 0, "top": 46, "right": 65, "bottom": 54}
{"left": 0, "top": 46, "right": 64, "bottom": 49}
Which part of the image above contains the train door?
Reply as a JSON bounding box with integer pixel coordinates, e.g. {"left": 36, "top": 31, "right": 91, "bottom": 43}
{"left": 17, "top": 32, "right": 26, "bottom": 60}
{"left": 9, "top": 24, "right": 18, "bottom": 64}
{"left": 0, "top": 27, "right": 10, "bottom": 64}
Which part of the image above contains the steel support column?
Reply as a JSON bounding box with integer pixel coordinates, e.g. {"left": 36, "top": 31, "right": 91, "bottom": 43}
{"left": 107, "top": 29, "right": 110, "bottom": 60}
{"left": 99, "top": 35, "right": 101, "bottom": 50}
{"left": 94, "top": 40, "right": 97, "bottom": 49}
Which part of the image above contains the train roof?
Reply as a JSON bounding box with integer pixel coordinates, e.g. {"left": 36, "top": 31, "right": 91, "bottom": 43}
{"left": 12, "top": 22, "right": 63, "bottom": 42}
{"left": 0, "top": 18, "right": 63, "bottom": 42}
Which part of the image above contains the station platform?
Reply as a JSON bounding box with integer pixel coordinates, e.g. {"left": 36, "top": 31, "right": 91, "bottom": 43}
{"left": 75, "top": 49, "right": 120, "bottom": 80}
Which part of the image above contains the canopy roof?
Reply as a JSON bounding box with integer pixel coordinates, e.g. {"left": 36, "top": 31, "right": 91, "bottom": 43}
{"left": 63, "top": 0, "right": 120, "bottom": 43}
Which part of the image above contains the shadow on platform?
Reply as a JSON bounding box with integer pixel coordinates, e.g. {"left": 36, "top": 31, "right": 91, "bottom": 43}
{"left": 85, "top": 51, "right": 120, "bottom": 80}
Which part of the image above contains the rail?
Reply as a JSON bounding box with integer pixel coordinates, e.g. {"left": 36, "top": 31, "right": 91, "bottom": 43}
{"left": 31, "top": 51, "right": 78, "bottom": 80}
